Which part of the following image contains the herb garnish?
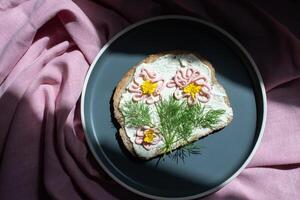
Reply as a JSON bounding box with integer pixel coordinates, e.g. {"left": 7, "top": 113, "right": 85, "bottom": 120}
{"left": 156, "top": 97, "right": 224, "bottom": 152}
{"left": 121, "top": 97, "right": 225, "bottom": 153}
{"left": 121, "top": 101, "right": 152, "bottom": 127}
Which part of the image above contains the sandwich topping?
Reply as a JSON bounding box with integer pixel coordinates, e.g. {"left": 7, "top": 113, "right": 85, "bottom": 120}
{"left": 167, "top": 67, "right": 210, "bottom": 105}
{"left": 128, "top": 68, "right": 164, "bottom": 104}
{"left": 120, "top": 54, "right": 233, "bottom": 157}
{"left": 135, "top": 126, "right": 162, "bottom": 150}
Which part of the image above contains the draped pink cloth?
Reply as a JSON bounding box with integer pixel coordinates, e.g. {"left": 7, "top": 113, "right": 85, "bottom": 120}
{"left": 0, "top": 0, "right": 299, "bottom": 199}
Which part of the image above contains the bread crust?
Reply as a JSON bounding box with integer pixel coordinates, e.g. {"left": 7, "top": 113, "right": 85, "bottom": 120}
{"left": 113, "top": 50, "right": 233, "bottom": 159}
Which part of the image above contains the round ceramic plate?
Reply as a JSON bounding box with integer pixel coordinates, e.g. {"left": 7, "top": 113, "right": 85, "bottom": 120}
{"left": 81, "top": 16, "right": 266, "bottom": 199}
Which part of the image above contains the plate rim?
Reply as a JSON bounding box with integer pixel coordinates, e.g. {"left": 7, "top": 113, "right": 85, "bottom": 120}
{"left": 81, "top": 15, "right": 267, "bottom": 200}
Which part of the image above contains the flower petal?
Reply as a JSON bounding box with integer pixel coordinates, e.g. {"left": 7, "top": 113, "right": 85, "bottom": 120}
{"left": 193, "top": 70, "right": 201, "bottom": 78}
{"left": 185, "top": 68, "right": 193, "bottom": 79}
{"left": 136, "top": 128, "right": 144, "bottom": 137}
{"left": 187, "top": 96, "right": 197, "bottom": 105}
{"left": 143, "top": 126, "right": 151, "bottom": 130}
{"left": 155, "top": 79, "right": 164, "bottom": 92}
{"left": 128, "top": 86, "right": 139, "bottom": 93}
{"left": 132, "top": 93, "right": 145, "bottom": 101}
{"left": 143, "top": 143, "right": 153, "bottom": 150}
{"left": 166, "top": 80, "right": 176, "bottom": 88}
{"left": 141, "top": 68, "right": 156, "bottom": 80}
{"left": 198, "top": 93, "right": 209, "bottom": 103}
{"left": 128, "top": 79, "right": 141, "bottom": 92}
{"left": 194, "top": 77, "right": 206, "bottom": 85}
{"left": 146, "top": 94, "right": 160, "bottom": 104}
{"left": 133, "top": 76, "right": 143, "bottom": 85}
{"left": 178, "top": 69, "right": 186, "bottom": 79}
{"left": 152, "top": 135, "right": 161, "bottom": 145}
{"left": 135, "top": 136, "right": 143, "bottom": 144}
{"left": 174, "top": 88, "right": 184, "bottom": 99}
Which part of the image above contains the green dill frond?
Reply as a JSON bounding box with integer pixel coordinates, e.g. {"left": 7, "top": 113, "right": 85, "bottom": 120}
{"left": 156, "top": 97, "right": 199, "bottom": 152}
{"left": 197, "top": 109, "right": 225, "bottom": 128}
{"left": 156, "top": 97, "right": 185, "bottom": 152}
{"left": 156, "top": 97, "right": 225, "bottom": 153}
{"left": 121, "top": 101, "right": 152, "bottom": 128}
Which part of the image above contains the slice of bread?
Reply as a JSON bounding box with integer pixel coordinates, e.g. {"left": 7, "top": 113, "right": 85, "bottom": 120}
{"left": 113, "top": 51, "right": 233, "bottom": 160}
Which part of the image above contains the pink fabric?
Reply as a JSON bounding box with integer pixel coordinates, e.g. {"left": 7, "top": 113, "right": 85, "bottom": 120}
{"left": 0, "top": 0, "right": 299, "bottom": 199}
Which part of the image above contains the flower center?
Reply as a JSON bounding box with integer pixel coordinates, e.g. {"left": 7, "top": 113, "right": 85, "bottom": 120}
{"left": 183, "top": 82, "right": 202, "bottom": 100}
{"left": 143, "top": 129, "right": 155, "bottom": 143}
{"left": 141, "top": 80, "right": 158, "bottom": 95}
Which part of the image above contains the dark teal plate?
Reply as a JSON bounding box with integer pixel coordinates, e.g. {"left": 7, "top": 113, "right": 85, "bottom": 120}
{"left": 81, "top": 16, "right": 266, "bottom": 199}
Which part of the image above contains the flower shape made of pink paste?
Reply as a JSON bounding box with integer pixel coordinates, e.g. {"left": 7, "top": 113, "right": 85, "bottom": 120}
{"left": 167, "top": 67, "right": 211, "bottom": 105}
{"left": 128, "top": 68, "right": 164, "bottom": 104}
{"left": 135, "top": 126, "right": 162, "bottom": 150}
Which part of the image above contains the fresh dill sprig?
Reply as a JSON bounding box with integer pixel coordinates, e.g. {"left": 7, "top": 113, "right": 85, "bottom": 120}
{"left": 156, "top": 97, "right": 188, "bottom": 152}
{"left": 121, "top": 101, "right": 152, "bottom": 128}
{"left": 156, "top": 97, "right": 224, "bottom": 153}
{"left": 197, "top": 109, "right": 226, "bottom": 128}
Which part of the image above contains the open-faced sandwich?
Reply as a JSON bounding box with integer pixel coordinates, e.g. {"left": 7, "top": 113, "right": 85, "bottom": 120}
{"left": 113, "top": 51, "right": 233, "bottom": 160}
